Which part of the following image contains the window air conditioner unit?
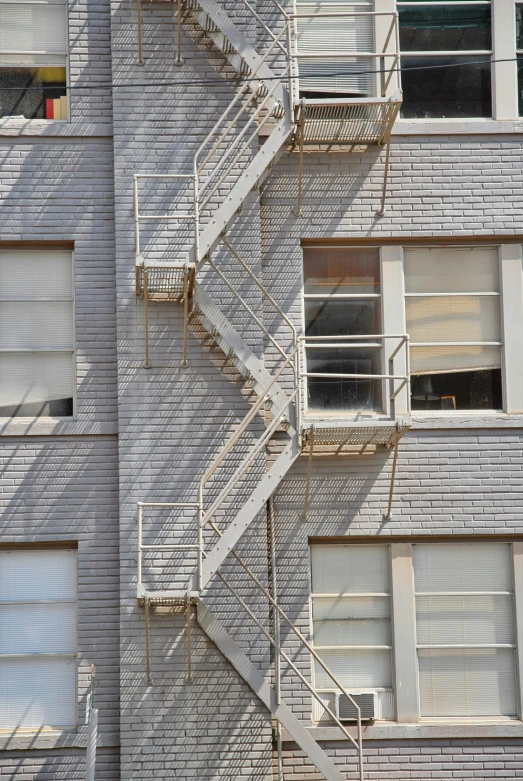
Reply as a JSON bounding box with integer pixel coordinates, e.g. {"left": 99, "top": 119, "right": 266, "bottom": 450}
{"left": 338, "top": 693, "right": 375, "bottom": 722}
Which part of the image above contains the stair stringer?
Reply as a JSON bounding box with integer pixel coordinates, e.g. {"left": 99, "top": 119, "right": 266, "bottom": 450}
{"left": 198, "top": 602, "right": 347, "bottom": 781}
{"left": 198, "top": 430, "right": 300, "bottom": 590}
{"left": 194, "top": 284, "right": 290, "bottom": 416}
{"left": 187, "top": 0, "right": 286, "bottom": 111}
{"left": 191, "top": 109, "right": 293, "bottom": 265}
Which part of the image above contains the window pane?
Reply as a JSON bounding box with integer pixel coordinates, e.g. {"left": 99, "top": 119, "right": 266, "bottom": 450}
{"left": 518, "top": 55, "right": 523, "bottom": 116}
{"left": 0, "top": 549, "right": 77, "bottom": 602}
{"left": 315, "top": 649, "right": 392, "bottom": 689}
{"left": 410, "top": 344, "right": 501, "bottom": 375}
{"left": 0, "top": 67, "right": 67, "bottom": 120}
{"left": 0, "top": 603, "right": 76, "bottom": 655}
{"left": 418, "top": 648, "right": 517, "bottom": 718}
{"left": 303, "top": 248, "right": 380, "bottom": 294}
{"left": 306, "top": 346, "right": 382, "bottom": 411}
{"left": 0, "top": 656, "right": 76, "bottom": 728}
{"left": 413, "top": 543, "right": 513, "bottom": 593}
{"left": 517, "top": 5, "right": 523, "bottom": 49}
{"left": 0, "top": 351, "right": 74, "bottom": 412}
{"left": 0, "top": 250, "right": 73, "bottom": 298}
{"left": 313, "top": 596, "right": 392, "bottom": 646}
{"left": 401, "top": 56, "right": 491, "bottom": 118}
{"left": 0, "top": 301, "right": 73, "bottom": 350}
{"left": 404, "top": 247, "right": 499, "bottom": 294}
{"left": 416, "top": 595, "right": 515, "bottom": 645}
{"left": 410, "top": 367, "right": 502, "bottom": 411}
{"left": 406, "top": 295, "right": 501, "bottom": 343}
{"left": 311, "top": 545, "right": 390, "bottom": 594}
{"left": 305, "top": 299, "right": 381, "bottom": 337}
{"left": 399, "top": 6, "right": 491, "bottom": 52}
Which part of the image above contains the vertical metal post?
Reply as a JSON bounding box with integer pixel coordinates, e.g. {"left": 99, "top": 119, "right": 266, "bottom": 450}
{"left": 134, "top": 176, "right": 141, "bottom": 258}
{"left": 384, "top": 441, "right": 399, "bottom": 521}
{"left": 144, "top": 598, "right": 152, "bottom": 684}
{"left": 357, "top": 709, "right": 364, "bottom": 781}
{"left": 138, "top": 503, "right": 143, "bottom": 590}
{"left": 302, "top": 425, "right": 315, "bottom": 520}
{"left": 182, "top": 265, "right": 189, "bottom": 367}
{"left": 136, "top": 0, "right": 144, "bottom": 66}
{"left": 268, "top": 497, "right": 284, "bottom": 781}
{"left": 197, "top": 486, "right": 204, "bottom": 593}
{"left": 294, "top": 102, "right": 306, "bottom": 216}
{"left": 186, "top": 592, "right": 192, "bottom": 682}
{"left": 175, "top": 0, "right": 183, "bottom": 65}
{"left": 377, "top": 133, "right": 392, "bottom": 217}
{"left": 143, "top": 267, "right": 151, "bottom": 369}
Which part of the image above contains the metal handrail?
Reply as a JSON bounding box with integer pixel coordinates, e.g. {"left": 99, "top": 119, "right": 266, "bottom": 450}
{"left": 137, "top": 501, "right": 203, "bottom": 594}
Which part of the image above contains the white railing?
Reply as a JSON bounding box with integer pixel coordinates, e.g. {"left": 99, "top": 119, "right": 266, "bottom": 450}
{"left": 302, "top": 333, "right": 410, "bottom": 419}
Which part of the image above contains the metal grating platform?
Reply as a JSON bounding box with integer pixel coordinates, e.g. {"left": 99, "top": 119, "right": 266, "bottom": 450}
{"left": 293, "top": 94, "right": 402, "bottom": 147}
{"left": 306, "top": 422, "right": 410, "bottom": 450}
{"left": 135, "top": 262, "right": 195, "bottom": 301}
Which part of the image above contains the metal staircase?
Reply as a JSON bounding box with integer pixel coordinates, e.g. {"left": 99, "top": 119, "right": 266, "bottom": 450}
{"left": 133, "top": 2, "right": 407, "bottom": 779}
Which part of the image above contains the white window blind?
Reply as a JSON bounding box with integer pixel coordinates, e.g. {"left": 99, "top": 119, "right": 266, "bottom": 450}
{"left": 0, "top": 0, "right": 67, "bottom": 66}
{"left": 311, "top": 545, "right": 394, "bottom": 718}
{"left": 413, "top": 542, "right": 518, "bottom": 719}
{"left": 0, "top": 548, "right": 77, "bottom": 729}
{"left": 405, "top": 247, "right": 502, "bottom": 375}
{"left": 295, "top": 1, "right": 374, "bottom": 94}
{"left": 0, "top": 249, "right": 75, "bottom": 412}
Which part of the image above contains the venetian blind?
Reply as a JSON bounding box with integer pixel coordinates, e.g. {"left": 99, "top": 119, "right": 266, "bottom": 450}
{"left": 0, "top": 250, "right": 74, "bottom": 408}
{"left": 413, "top": 543, "right": 517, "bottom": 719}
{"left": 0, "top": 549, "right": 77, "bottom": 728}
{"left": 311, "top": 545, "right": 393, "bottom": 692}
{"left": 0, "top": 1, "right": 67, "bottom": 65}
{"left": 295, "top": 1, "right": 374, "bottom": 94}
{"left": 404, "top": 247, "right": 502, "bottom": 375}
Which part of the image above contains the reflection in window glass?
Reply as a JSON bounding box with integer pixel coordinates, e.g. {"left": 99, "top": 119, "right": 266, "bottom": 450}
{"left": 399, "top": 1, "right": 492, "bottom": 118}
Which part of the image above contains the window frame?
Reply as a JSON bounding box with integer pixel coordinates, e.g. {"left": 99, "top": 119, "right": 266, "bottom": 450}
{"left": 0, "top": 248, "right": 77, "bottom": 420}
{"left": 391, "top": 0, "right": 520, "bottom": 122}
{"left": 0, "top": 546, "right": 78, "bottom": 731}
{"left": 309, "top": 540, "right": 523, "bottom": 725}
{"left": 0, "top": 0, "right": 70, "bottom": 123}
{"left": 301, "top": 241, "right": 523, "bottom": 417}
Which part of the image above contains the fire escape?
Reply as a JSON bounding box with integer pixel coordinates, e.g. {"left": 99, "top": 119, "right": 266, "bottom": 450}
{"left": 132, "top": 1, "right": 408, "bottom": 779}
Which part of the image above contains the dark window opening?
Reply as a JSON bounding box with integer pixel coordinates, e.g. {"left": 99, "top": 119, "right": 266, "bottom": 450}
{"left": 0, "top": 67, "right": 67, "bottom": 120}
{"left": 411, "top": 369, "right": 502, "bottom": 411}
{"left": 0, "top": 397, "right": 73, "bottom": 418}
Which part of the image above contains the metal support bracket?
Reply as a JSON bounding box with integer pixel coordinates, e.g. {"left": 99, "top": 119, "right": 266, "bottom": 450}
{"left": 182, "top": 264, "right": 190, "bottom": 367}
{"left": 302, "top": 425, "right": 315, "bottom": 520}
{"left": 186, "top": 591, "right": 193, "bottom": 682}
{"left": 175, "top": 0, "right": 184, "bottom": 65}
{"left": 377, "top": 134, "right": 392, "bottom": 218}
{"left": 383, "top": 441, "right": 400, "bottom": 521}
{"left": 144, "top": 598, "right": 152, "bottom": 684}
{"left": 143, "top": 266, "right": 151, "bottom": 369}
{"left": 136, "top": 0, "right": 144, "bottom": 66}
{"left": 294, "top": 100, "right": 306, "bottom": 217}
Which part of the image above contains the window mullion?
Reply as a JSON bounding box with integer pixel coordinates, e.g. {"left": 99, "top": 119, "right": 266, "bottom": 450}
{"left": 390, "top": 543, "right": 419, "bottom": 722}
{"left": 500, "top": 244, "right": 523, "bottom": 412}
{"left": 492, "top": 0, "right": 518, "bottom": 119}
{"left": 513, "top": 541, "right": 523, "bottom": 720}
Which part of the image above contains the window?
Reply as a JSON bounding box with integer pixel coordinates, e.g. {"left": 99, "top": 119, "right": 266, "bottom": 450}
{"left": 0, "top": 548, "right": 77, "bottom": 729}
{"left": 303, "top": 247, "right": 383, "bottom": 412}
{"left": 310, "top": 541, "right": 522, "bottom": 723}
{"left": 0, "top": 0, "right": 68, "bottom": 120}
{"left": 398, "top": 0, "right": 492, "bottom": 119}
{"left": 405, "top": 246, "right": 503, "bottom": 411}
{"left": 414, "top": 543, "right": 518, "bottom": 718}
{"left": 295, "top": 0, "right": 375, "bottom": 99}
{"left": 311, "top": 545, "right": 395, "bottom": 721}
{"left": 0, "top": 249, "right": 75, "bottom": 418}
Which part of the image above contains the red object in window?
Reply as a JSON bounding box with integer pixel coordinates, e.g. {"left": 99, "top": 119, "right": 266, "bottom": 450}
{"left": 45, "top": 99, "right": 54, "bottom": 119}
